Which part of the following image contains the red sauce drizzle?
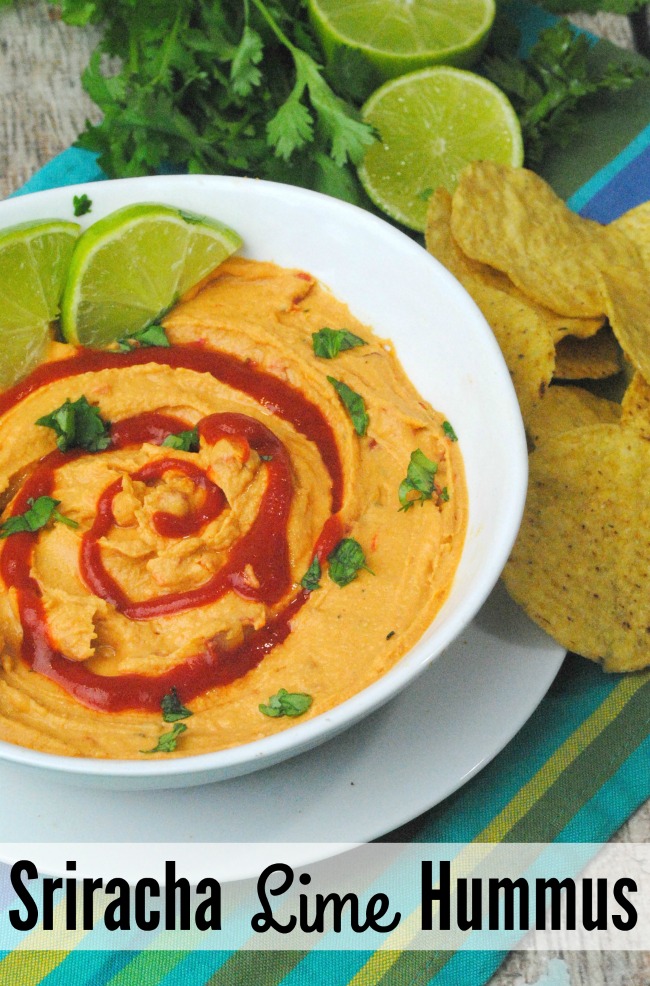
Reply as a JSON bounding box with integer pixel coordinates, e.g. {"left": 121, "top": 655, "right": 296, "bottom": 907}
{"left": 0, "top": 346, "right": 344, "bottom": 712}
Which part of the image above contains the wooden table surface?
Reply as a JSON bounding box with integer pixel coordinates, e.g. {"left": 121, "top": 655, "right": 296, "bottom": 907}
{"left": 1, "top": 4, "right": 649, "bottom": 984}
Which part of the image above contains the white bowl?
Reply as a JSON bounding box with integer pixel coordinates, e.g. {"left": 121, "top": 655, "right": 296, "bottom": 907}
{"left": 0, "top": 175, "right": 527, "bottom": 788}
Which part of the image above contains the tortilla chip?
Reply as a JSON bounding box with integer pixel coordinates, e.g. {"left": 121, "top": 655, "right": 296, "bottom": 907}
{"left": 502, "top": 424, "right": 650, "bottom": 672}
{"left": 612, "top": 200, "right": 650, "bottom": 267}
{"left": 599, "top": 265, "right": 650, "bottom": 382}
{"left": 450, "top": 161, "right": 640, "bottom": 318}
{"left": 554, "top": 326, "right": 621, "bottom": 380}
{"left": 548, "top": 314, "right": 605, "bottom": 344}
{"left": 425, "top": 188, "right": 554, "bottom": 426}
{"left": 527, "top": 385, "right": 621, "bottom": 449}
{"left": 621, "top": 371, "right": 650, "bottom": 439}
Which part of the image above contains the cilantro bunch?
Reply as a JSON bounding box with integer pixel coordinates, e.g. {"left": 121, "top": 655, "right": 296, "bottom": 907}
{"left": 49, "top": 0, "right": 373, "bottom": 205}
{"left": 483, "top": 12, "right": 649, "bottom": 166}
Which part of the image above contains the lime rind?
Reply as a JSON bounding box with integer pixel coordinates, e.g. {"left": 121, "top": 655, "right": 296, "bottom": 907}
{"left": 309, "top": 0, "right": 495, "bottom": 83}
{"left": 358, "top": 66, "right": 524, "bottom": 232}
{"left": 0, "top": 220, "right": 79, "bottom": 326}
{"left": 0, "top": 219, "right": 79, "bottom": 389}
{"left": 60, "top": 204, "right": 243, "bottom": 348}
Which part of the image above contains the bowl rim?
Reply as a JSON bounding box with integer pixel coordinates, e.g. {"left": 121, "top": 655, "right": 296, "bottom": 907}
{"left": 0, "top": 173, "right": 528, "bottom": 781}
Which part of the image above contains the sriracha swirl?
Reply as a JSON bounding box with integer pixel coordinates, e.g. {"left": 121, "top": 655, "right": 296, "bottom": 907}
{"left": 0, "top": 345, "right": 344, "bottom": 713}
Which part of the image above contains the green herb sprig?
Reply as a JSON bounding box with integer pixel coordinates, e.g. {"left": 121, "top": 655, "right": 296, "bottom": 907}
{"left": 36, "top": 395, "right": 111, "bottom": 453}
{"left": 482, "top": 17, "right": 650, "bottom": 167}
{"left": 0, "top": 497, "right": 79, "bottom": 539}
{"left": 47, "top": 0, "right": 374, "bottom": 206}
{"left": 327, "top": 537, "right": 373, "bottom": 587}
{"left": 312, "top": 327, "right": 366, "bottom": 359}
{"left": 162, "top": 427, "right": 200, "bottom": 452}
{"left": 116, "top": 324, "right": 170, "bottom": 352}
{"left": 259, "top": 688, "right": 313, "bottom": 718}
{"left": 161, "top": 687, "right": 194, "bottom": 723}
{"left": 398, "top": 449, "right": 439, "bottom": 512}
{"left": 141, "top": 721, "right": 188, "bottom": 754}
{"left": 327, "top": 377, "right": 369, "bottom": 436}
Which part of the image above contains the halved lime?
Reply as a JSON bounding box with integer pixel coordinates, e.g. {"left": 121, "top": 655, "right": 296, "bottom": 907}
{"left": 309, "top": 0, "right": 495, "bottom": 98}
{"left": 0, "top": 219, "right": 79, "bottom": 388}
{"left": 358, "top": 66, "right": 523, "bottom": 232}
{"left": 60, "top": 204, "right": 243, "bottom": 347}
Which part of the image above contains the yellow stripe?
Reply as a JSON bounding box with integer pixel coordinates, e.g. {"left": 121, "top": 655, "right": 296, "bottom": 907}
{"left": 0, "top": 951, "right": 67, "bottom": 986}
{"left": 346, "top": 672, "right": 648, "bottom": 985}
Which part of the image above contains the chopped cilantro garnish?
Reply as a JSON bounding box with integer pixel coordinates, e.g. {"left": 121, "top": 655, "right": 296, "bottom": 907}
{"left": 116, "top": 324, "right": 170, "bottom": 352}
{"left": 36, "top": 396, "right": 111, "bottom": 453}
{"left": 259, "top": 688, "right": 313, "bottom": 718}
{"left": 442, "top": 420, "right": 458, "bottom": 442}
{"left": 312, "top": 328, "right": 366, "bottom": 359}
{"left": 141, "top": 721, "right": 187, "bottom": 754}
{"left": 161, "top": 687, "right": 193, "bottom": 723}
{"left": 327, "top": 377, "right": 369, "bottom": 436}
{"left": 398, "top": 449, "right": 438, "bottom": 511}
{"left": 73, "top": 193, "right": 92, "bottom": 217}
{"left": 0, "top": 497, "right": 79, "bottom": 539}
{"left": 301, "top": 555, "right": 321, "bottom": 592}
{"left": 162, "top": 428, "right": 200, "bottom": 452}
{"left": 327, "top": 537, "right": 373, "bottom": 587}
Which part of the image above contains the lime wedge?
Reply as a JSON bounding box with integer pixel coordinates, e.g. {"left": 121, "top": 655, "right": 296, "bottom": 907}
{"left": 358, "top": 66, "right": 523, "bottom": 232}
{"left": 60, "top": 204, "right": 243, "bottom": 347}
{"left": 308, "top": 0, "right": 495, "bottom": 98}
{"left": 0, "top": 219, "right": 79, "bottom": 388}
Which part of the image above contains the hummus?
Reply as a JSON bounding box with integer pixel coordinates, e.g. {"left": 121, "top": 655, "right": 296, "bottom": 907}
{"left": 0, "top": 257, "right": 467, "bottom": 758}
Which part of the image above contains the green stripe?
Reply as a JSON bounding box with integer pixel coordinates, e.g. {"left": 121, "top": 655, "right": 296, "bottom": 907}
{"left": 503, "top": 675, "right": 650, "bottom": 844}
{"left": 205, "top": 950, "right": 307, "bottom": 986}
{"left": 106, "top": 951, "right": 189, "bottom": 986}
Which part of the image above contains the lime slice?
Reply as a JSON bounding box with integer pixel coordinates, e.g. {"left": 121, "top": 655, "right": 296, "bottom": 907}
{"left": 308, "top": 0, "right": 495, "bottom": 98}
{"left": 358, "top": 66, "right": 524, "bottom": 232}
{"left": 60, "top": 204, "right": 243, "bottom": 347}
{"left": 0, "top": 219, "right": 79, "bottom": 388}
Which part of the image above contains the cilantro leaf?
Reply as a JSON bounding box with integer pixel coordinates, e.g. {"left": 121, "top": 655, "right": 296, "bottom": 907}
{"left": 141, "top": 721, "right": 188, "bottom": 754}
{"left": 327, "top": 537, "right": 372, "bottom": 587}
{"left": 162, "top": 427, "right": 200, "bottom": 452}
{"left": 161, "top": 687, "right": 193, "bottom": 723}
{"left": 312, "top": 327, "right": 366, "bottom": 359}
{"left": 230, "top": 25, "right": 264, "bottom": 97}
{"left": 116, "top": 324, "right": 170, "bottom": 352}
{"left": 259, "top": 688, "right": 313, "bottom": 718}
{"left": 36, "top": 396, "right": 111, "bottom": 453}
{"left": 398, "top": 449, "right": 438, "bottom": 512}
{"left": 327, "top": 376, "right": 369, "bottom": 436}
{"left": 73, "top": 193, "right": 92, "bottom": 216}
{"left": 442, "top": 420, "right": 458, "bottom": 442}
{"left": 301, "top": 555, "right": 321, "bottom": 592}
{"left": 0, "top": 497, "right": 79, "bottom": 539}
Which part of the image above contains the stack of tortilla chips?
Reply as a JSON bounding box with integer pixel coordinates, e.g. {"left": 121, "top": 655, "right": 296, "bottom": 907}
{"left": 425, "top": 162, "right": 650, "bottom": 673}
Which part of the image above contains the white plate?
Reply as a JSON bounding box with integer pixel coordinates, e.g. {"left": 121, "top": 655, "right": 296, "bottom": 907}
{"left": 0, "top": 583, "right": 564, "bottom": 880}
{"left": 0, "top": 174, "right": 528, "bottom": 786}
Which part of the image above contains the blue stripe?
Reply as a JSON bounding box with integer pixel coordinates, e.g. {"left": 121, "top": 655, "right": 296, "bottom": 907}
{"left": 570, "top": 126, "right": 650, "bottom": 219}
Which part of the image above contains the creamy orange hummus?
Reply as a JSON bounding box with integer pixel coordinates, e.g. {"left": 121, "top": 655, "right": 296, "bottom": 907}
{"left": 0, "top": 258, "right": 466, "bottom": 758}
